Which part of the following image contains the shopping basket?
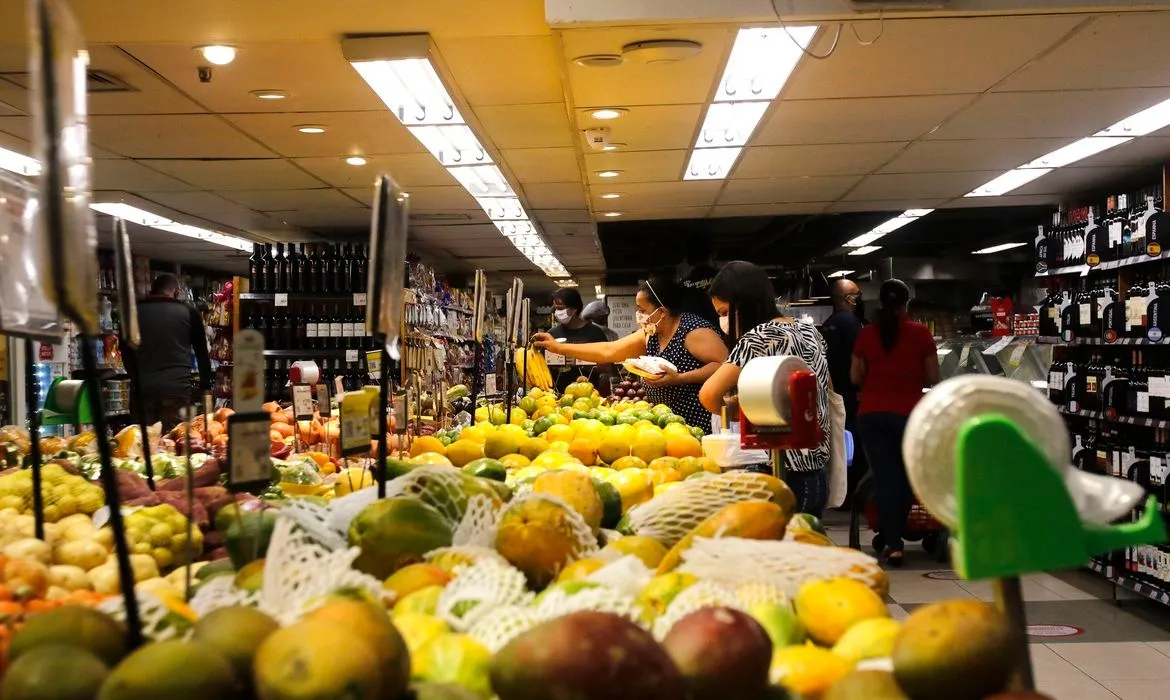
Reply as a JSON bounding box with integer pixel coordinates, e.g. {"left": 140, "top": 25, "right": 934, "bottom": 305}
{"left": 848, "top": 471, "right": 949, "bottom": 562}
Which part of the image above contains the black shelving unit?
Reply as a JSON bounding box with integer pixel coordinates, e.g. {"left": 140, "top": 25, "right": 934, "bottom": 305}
{"left": 262, "top": 349, "right": 355, "bottom": 359}
{"left": 240, "top": 292, "right": 361, "bottom": 303}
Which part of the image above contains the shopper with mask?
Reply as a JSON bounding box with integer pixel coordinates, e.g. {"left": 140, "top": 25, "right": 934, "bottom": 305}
{"left": 581, "top": 299, "right": 620, "bottom": 341}
{"left": 547, "top": 287, "right": 610, "bottom": 393}
{"left": 533, "top": 275, "right": 726, "bottom": 432}
{"left": 820, "top": 278, "right": 866, "bottom": 509}
{"left": 699, "top": 261, "right": 833, "bottom": 516}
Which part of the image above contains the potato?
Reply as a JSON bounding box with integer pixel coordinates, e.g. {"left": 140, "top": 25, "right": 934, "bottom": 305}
{"left": 4, "top": 537, "right": 52, "bottom": 565}
{"left": 55, "top": 539, "right": 109, "bottom": 570}
{"left": 48, "top": 564, "right": 92, "bottom": 591}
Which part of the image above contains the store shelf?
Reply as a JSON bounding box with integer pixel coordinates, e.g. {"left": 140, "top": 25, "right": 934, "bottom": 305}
{"left": 1073, "top": 337, "right": 1170, "bottom": 346}
{"left": 1059, "top": 407, "right": 1170, "bottom": 429}
{"left": 262, "top": 349, "right": 367, "bottom": 358}
{"left": 240, "top": 292, "right": 361, "bottom": 303}
{"left": 1086, "top": 560, "right": 1170, "bottom": 605}
{"left": 1036, "top": 249, "right": 1170, "bottom": 277}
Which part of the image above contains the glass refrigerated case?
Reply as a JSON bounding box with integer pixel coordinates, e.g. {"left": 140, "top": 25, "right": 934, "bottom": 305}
{"left": 936, "top": 335, "right": 1054, "bottom": 390}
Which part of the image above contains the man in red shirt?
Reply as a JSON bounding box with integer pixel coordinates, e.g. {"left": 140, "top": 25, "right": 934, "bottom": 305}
{"left": 850, "top": 279, "right": 940, "bottom": 565}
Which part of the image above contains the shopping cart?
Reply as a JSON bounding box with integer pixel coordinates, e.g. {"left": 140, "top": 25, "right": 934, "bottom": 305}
{"left": 848, "top": 471, "right": 950, "bottom": 562}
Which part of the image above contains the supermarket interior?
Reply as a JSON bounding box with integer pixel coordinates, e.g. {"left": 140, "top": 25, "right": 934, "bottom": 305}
{"left": 7, "top": 0, "right": 1170, "bottom": 699}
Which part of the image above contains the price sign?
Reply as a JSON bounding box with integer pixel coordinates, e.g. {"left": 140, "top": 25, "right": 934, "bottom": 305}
{"left": 346, "top": 349, "right": 359, "bottom": 363}
{"left": 226, "top": 412, "right": 274, "bottom": 490}
{"left": 485, "top": 373, "right": 497, "bottom": 395}
{"left": 339, "top": 391, "right": 373, "bottom": 456}
{"left": 392, "top": 393, "right": 407, "bottom": 430}
{"left": 365, "top": 387, "right": 382, "bottom": 438}
{"left": 1009, "top": 341, "right": 1029, "bottom": 367}
{"left": 545, "top": 351, "right": 567, "bottom": 366}
{"left": 366, "top": 350, "right": 382, "bottom": 380}
{"left": 233, "top": 330, "right": 266, "bottom": 413}
{"left": 274, "top": 293, "right": 288, "bottom": 307}
{"left": 291, "top": 384, "right": 314, "bottom": 420}
{"left": 353, "top": 293, "right": 367, "bottom": 307}
{"left": 606, "top": 295, "right": 638, "bottom": 337}
{"left": 316, "top": 383, "right": 332, "bottom": 418}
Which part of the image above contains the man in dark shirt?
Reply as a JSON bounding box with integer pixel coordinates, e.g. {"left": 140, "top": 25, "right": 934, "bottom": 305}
{"left": 123, "top": 274, "right": 212, "bottom": 430}
{"left": 820, "top": 278, "right": 866, "bottom": 508}
{"left": 549, "top": 288, "right": 609, "bottom": 393}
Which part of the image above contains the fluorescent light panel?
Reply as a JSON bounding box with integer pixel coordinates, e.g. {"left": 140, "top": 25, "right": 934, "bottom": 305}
{"left": 555, "top": 279, "right": 578, "bottom": 287}
{"left": 848, "top": 246, "right": 882, "bottom": 256}
{"left": 843, "top": 209, "right": 934, "bottom": 248}
{"left": 89, "top": 203, "right": 252, "bottom": 251}
{"left": 965, "top": 168, "right": 1051, "bottom": 197}
{"left": 682, "top": 26, "right": 816, "bottom": 182}
{"left": 827, "top": 270, "right": 854, "bottom": 278}
{"left": 350, "top": 50, "right": 569, "bottom": 278}
{"left": 0, "top": 146, "right": 41, "bottom": 177}
{"left": 972, "top": 242, "right": 1028, "bottom": 255}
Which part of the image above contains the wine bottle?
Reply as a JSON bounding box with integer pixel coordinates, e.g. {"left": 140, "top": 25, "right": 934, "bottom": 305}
{"left": 259, "top": 244, "right": 273, "bottom": 293}
{"left": 307, "top": 244, "right": 321, "bottom": 294}
{"left": 320, "top": 244, "right": 333, "bottom": 293}
{"left": 305, "top": 304, "right": 319, "bottom": 350}
{"left": 329, "top": 303, "right": 344, "bottom": 349}
{"left": 332, "top": 244, "right": 347, "bottom": 294}
{"left": 249, "top": 244, "right": 263, "bottom": 291}
{"left": 352, "top": 243, "right": 368, "bottom": 294}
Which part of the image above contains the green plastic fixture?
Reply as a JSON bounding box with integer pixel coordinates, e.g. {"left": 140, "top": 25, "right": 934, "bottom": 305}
{"left": 953, "top": 413, "right": 1167, "bottom": 581}
{"left": 40, "top": 378, "right": 95, "bottom": 429}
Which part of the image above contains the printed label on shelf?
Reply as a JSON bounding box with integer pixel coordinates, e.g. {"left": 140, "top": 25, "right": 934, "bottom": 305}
{"left": 316, "top": 383, "right": 331, "bottom": 418}
{"left": 353, "top": 293, "right": 367, "bottom": 307}
{"left": 227, "top": 412, "right": 274, "bottom": 488}
{"left": 1008, "top": 342, "right": 1028, "bottom": 367}
{"left": 345, "top": 349, "right": 359, "bottom": 363}
{"left": 1079, "top": 304, "right": 1091, "bottom": 326}
{"left": 274, "top": 293, "right": 288, "bottom": 307}
{"left": 334, "top": 375, "right": 344, "bottom": 396}
{"left": 232, "top": 329, "right": 266, "bottom": 413}
{"left": 545, "top": 351, "right": 567, "bottom": 366}
{"left": 291, "top": 384, "right": 313, "bottom": 420}
{"left": 982, "top": 336, "right": 1014, "bottom": 356}
{"left": 1138, "top": 391, "right": 1150, "bottom": 414}
{"left": 339, "top": 391, "right": 372, "bottom": 456}
{"left": 366, "top": 350, "right": 382, "bottom": 380}
{"left": 485, "top": 373, "right": 497, "bottom": 395}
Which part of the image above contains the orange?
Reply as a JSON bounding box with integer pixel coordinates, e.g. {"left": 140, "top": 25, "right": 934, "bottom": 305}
{"left": 795, "top": 577, "right": 890, "bottom": 646}
{"left": 612, "top": 469, "right": 654, "bottom": 512}
{"left": 650, "top": 467, "right": 682, "bottom": 486}
{"left": 445, "top": 439, "right": 485, "bottom": 468}
{"left": 611, "top": 456, "right": 648, "bottom": 471}
{"left": 675, "top": 456, "right": 702, "bottom": 477}
{"left": 498, "top": 454, "right": 531, "bottom": 470}
{"left": 665, "top": 434, "right": 703, "bottom": 459}
{"left": 631, "top": 430, "right": 667, "bottom": 463}
{"left": 409, "top": 436, "right": 446, "bottom": 457}
{"left": 647, "top": 456, "right": 680, "bottom": 472}
{"left": 768, "top": 644, "right": 851, "bottom": 696}
{"left": 544, "top": 424, "right": 575, "bottom": 444}
{"left": 568, "top": 438, "right": 598, "bottom": 466}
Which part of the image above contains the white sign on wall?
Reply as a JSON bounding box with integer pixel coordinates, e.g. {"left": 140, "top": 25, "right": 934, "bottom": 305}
{"left": 607, "top": 295, "right": 638, "bottom": 338}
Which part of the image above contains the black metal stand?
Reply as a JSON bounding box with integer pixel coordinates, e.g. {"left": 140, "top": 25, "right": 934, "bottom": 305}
{"left": 23, "top": 339, "right": 44, "bottom": 541}
{"left": 80, "top": 335, "right": 142, "bottom": 647}
{"left": 503, "top": 348, "right": 514, "bottom": 425}
{"left": 521, "top": 339, "right": 530, "bottom": 394}
{"left": 468, "top": 342, "right": 484, "bottom": 408}
{"left": 127, "top": 364, "right": 155, "bottom": 490}
{"left": 376, "top": 336, "right": 391, "bottom": 499}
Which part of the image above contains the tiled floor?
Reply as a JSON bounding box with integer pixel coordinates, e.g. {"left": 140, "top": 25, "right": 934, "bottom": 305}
{"left": 824, "top": 512, "right": 1170, "bottom": 700}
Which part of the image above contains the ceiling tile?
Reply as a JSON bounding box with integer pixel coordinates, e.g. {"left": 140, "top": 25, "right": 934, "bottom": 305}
{"left": 265, "top": 208, "right": 372, "bottom": 229}
{"left": 755, "top": 95, "right": 973, "bottom": 146}
{"left": 220, "top": 188, "right": 357, "bottom": 211}
{"left": 843, "top": 171, "right": 1003, "bottom": 201}
{"left": 560, "top": 25, "right": 733, "bottom": 107}
{"left": 146, "top": 159, "right": 324, "bottom": 190}
{"left": 584, "top": 150, "right": 687, "bottom": 184}
{"left": 90, "top": 115, "right": 276, "bottom": 158}
{"left": 122, "top": 42, "right": 386, "bottom": 114}
{"left": 413, "top": 224, "right": 502, "bottom": 240}
{"left": 473, "top": 103, "right": 575, "bottom": 149}
{"left": 736, "top": 142, "right": 907, "bottom": 179}
{"left": 878, "top": 138, "right": 1069, "bottom": 174}
{"left": 533, "top": 209, "right": 591, "bottom": 223}
{"left": 718, "top": 176, "right": 860, "bottom": 205}
{"left": 129, "top": 191, "right": 272, "bottom": 231}
{"left": 941, "top": 194, "right": 1061, "bottom": 209}
{"left": 398, "top": 185, "right": 479, "bottom": 212}
{"left": 928, "top": 88, "right": 1170, "bottom": 140}
{"left": 578, "top": 104, "right": 704, "bottom": 152}
{"left": 588, "top": 181, "right": 722, "bottom": 209}
{"left": 615, "top": 206, "right": 710, "bottom": 220}
{"left": 710, "top": 203, "right": 830, "bottom": 218}
{"left": 93, "top": 160, "right": 198, "bottom": 191}
{"left": 542, "top": 221, "right": 596, "bottom": 238}
{"left": 224, "top": 111, "right": 422, "bottom": 158}
{"left": 294, "top": 153, "right": 453, "bottom": 189}
{"left": 785, "top": 14, "right": 1086, "bottom": 100}
{"left": 996, "top": 13, "right": 1170, "bottom": 93}
{"left": 824, "top": 199, "right": 949, "bottom": 213}
{"left": 438, "top": 36, "right": 564, "bottom": 106}
{"left": 522, "top": 182, "right": 588, "bottom": 209}
{"left": 501, "top": 147, "right": 580, "bottom": 183}
{"left": 1012, "top": 164, "right": 1143, "bottom": 197}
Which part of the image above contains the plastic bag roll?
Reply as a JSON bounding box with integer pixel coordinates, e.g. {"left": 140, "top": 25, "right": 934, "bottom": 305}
{"left": 737, "top": 355, "right": 810, "bottom": 427}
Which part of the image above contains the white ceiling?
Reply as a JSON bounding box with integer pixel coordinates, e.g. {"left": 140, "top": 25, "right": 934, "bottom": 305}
{"left": 0, "top": 3, "right": 1168, "bottom": 284}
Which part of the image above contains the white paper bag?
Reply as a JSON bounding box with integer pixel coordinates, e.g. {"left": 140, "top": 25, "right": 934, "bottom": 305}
{"left": 826, "top": 389, "right": 848, "bottom": 509}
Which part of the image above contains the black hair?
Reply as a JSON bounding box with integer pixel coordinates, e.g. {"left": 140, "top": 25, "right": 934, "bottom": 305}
{"left": 150, "top": 273, "right": 180, "bottom": 296}
{"left": 637, "top": 274, "right": 686, "bottom": 315}
{"left": 551, "top": 287, "right": 584, "bottom": 312}
{"left": 877, "top": 278, "right": 911, "bottom": 352}
{"left": 708, "top": 261, "right": 778, "bottom": 341}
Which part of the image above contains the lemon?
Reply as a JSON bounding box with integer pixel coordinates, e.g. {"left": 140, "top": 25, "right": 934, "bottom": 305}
{"left": 795, "top": 578, "right": 890, "bottom": 646}
{"left": 832, "top": 617, "right": 902, "bottom": 664}
{"left": 770, "top": 644, "right": 851, "bottom": 696}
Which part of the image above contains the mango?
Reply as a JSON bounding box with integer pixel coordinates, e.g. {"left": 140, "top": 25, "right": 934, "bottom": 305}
{"left": 490, "top": 611, "right": 685, "bottom": 700}
{"left": 662, "top": 607, "right": 772, "bottom": 700}
{"left": 824, "top": 670, "right": 910, "bottom": 700}
{"left": 305, "top": 599, "right": 410, "bottom": 700}
{"left": 383, "top": 563, "right": 453, "bottom": 602}
{"left": 657, "top": 500, "right": 788, "bottom": 573}
{"left": 348, "top": 497, "right": 453, "bottom": 579}
{"left": 531, "top": 470, "right": 603, "bottom": 535}
{"left": 494, "top": 497, "right": 591, "bottom": 588}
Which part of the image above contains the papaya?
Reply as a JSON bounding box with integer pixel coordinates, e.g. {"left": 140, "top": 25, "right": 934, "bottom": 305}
{"left": 592, "top": 478, "right": 623, "bottom": 530}
{"left": 495, "top": 496, "right": 592, "bottom": 588}
{"left": 790, "top": 530, "right": 836, "bottom": 547}
{"left": 348, "top": 497, "right": 454, "bottom": 579}
{"left": 387, "top": 457, "right": 419, "bottom": 479}
{"left": 657, "top": 500, "right": 788, "bottom": 574}
{"left": 531, "top": 471, "right": 603, "bottom": 535}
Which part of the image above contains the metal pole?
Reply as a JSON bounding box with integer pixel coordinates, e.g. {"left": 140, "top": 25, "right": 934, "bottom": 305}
{"left": 376, "top": 336, "right": 390, "bottom": 499}
{"left": 992, "top": 576, "right": 1035, "bottom": 691}
{"left": 23, "top": 339, "right": 44, "bottom": 541}
{"left": 128, "top": 363, "right": 155, "bottom": 490}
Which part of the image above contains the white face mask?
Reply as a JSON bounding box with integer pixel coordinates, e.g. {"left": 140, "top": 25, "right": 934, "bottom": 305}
{"left": 554, "top": 309, "right": 572, "bottom": 325}
{"left": 719, "top": 316, "right": 730, "bottom": 334}
{"left": 636, "top": 308, "right": 662, "bottom": 334}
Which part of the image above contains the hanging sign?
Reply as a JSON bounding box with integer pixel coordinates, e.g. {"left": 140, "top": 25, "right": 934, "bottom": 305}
{"left": 0, "top": 173, "right": 64, "bottom": 342}
{"left": 607, "top": 295, "right": 638, "bottom": 337}
{"left": 367, "top": 175, "right": 409, "bottom": 348}
{"left": 112, "top": 219, "right": 140, "bottom": 349}
{"left": 291, "top": 384, "right": 314, "bottom": 420}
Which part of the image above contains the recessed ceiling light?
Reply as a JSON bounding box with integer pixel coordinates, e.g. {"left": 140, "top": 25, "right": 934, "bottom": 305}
{"left": 198, "top": 45, "right": 237, "bottom": 65}
{"left": 296, "top": 125, "right": 326, "bottom": 134}
{"left": 590, "top": 108, "right": 626, "bottom": 120}
{"left": 601, "top": 142, "right": 626, "bottom": 152}
{"left": 602, "top": 212, "right": 622, "bottom": 217}
{"left": 573, "top": 54, "right": 624, "bottom": 68}
{"left": 345, "top": 156, "right": 368, "bottom": 166}
{"left": 596, "top": 170, "right": 623, "bottom": 178}
{"left": 599, "top": 192, "right": 624, "bottom": 199}
{"left": 251, "top": 90, "right": 287, "bottom": 100}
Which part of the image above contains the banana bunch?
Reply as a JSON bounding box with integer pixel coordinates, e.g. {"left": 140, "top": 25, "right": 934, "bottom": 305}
{"left": 515, "top": 347, "right": 553, "bottom": 390}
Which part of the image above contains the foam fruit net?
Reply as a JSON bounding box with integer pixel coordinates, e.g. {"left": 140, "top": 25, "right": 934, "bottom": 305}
{"left": 99, "top": 590, "right": 189, "bottom": 642}
{"left": 623, "top": 471, "right": 782, "bottom": 547}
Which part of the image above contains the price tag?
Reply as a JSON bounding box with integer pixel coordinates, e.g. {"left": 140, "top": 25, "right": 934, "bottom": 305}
{"left": 226, "top": 412, "right": 274, "bottom": 490}
{"left": 339, "top": 391, "right": 373, "bottom": 456}
{"left": 353, "top": 293, "right": 367, "bottom": 307}
{"left": 392, "top": 393, "right": 407, "bottom": 430}
{"left": 366, "top": 350, "right": 382, "bottom": 379}
{"left": 291, "top": 384, "right": 314, "bottom": 420}
{"left": 334, "top": 375, "right": 345, "bottom": 397}
{"left": 345, "top": 349, "right": 359, "bottom": 363}
{"left": 316, "top": 383, "right": 332, "bottom": 418}
{"left": 274, "top": 293, "right": 288, "bottom": 307}
{"left": 545, "top": 351, "right": 567, "bottom": 366}
{"left": 366, "top": 387, "right": 382, "bottom": 438}
{"left": 485, "top": 373, "right": 497, "bottom": 395}
{"left": 233, "top": 329, "right": 266, "bottom": 413}
{"left": 1008, "top": 342, "right": 1029, "bottom": 367}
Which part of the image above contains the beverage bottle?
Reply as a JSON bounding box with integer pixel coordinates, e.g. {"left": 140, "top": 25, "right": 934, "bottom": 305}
{"left": 332, "top": 244, "right": 347, "bottom": 294}
{"left": 249, "top": 243, "right": 263, "bottom": 290}
{"left": 320, "top": 244, "right": 334, "bottom": 293}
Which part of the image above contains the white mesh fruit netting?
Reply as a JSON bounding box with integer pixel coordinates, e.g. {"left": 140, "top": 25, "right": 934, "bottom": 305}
{"left": 585, "top": 555, "right": 653, "bottom": 597}
{"left": 676, "top": 536, "right": 885, "bottom": 596}
{"left": 189, "top": 515, "right": 384, "bottom": 624}
{"left": 623, "top": 472, "right": 783, "bottom": 547}
{"left": 651, "top": 580, "right": 746, "bottom": 640}
{"left": 281, "top": 498, "right": 346, "bottom": 550}
{"left": 325, "top": 466, "right": 483, "bottom": 541}
{"left": 533, "top": 583, "right": 643, "bottom": 624}
{"left": 452, "top": 494, "right": 499, "bottom": 548}
{"left": 499, "top": 493, "right": 600, "bottom": 561}
{"left": 436, "top": 559, "right": 533, "bottom": 632}
{"left": 98, "top": 590, "right": 188, "bottom": 642}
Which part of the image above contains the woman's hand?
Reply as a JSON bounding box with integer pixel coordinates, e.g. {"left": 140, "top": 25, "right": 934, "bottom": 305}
{"left": 642, "top": 365, "right": 679, "bottom": 387}
{"left": 531, "top": 332, "right": 555, "bottom": 349}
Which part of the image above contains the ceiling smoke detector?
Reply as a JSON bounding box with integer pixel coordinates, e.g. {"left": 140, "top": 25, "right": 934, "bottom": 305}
{"left": 621, "top": 39, "right": 703, "bottom": 65}
{"left": 573, "top": 54, "right": 624, "bottom": 68}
